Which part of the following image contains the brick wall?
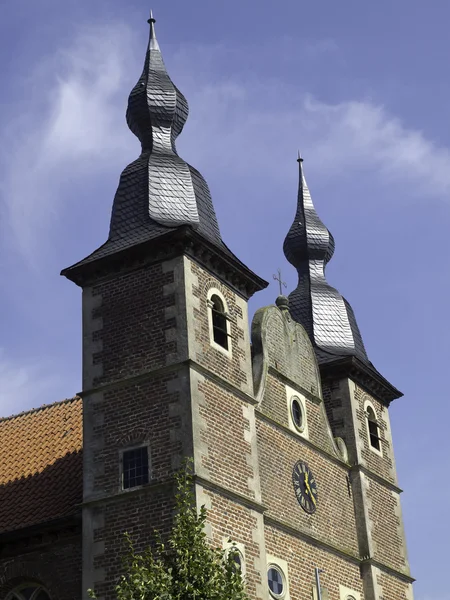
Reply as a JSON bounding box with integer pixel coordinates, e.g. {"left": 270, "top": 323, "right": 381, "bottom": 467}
{"left": 250, "top": 301, "right": 414, "bottom": 599}
{"left": 257, "top": 418, "right": 359, "bottom": 557}
{"left": 81, "top": 254, "right": 193, "bottom": 599}
{"left": 187, "top": 259, "right": 253, "bottom": 395}
{"left": 79, "top": 247, "right": 413, "bottom": 599}
{"left": 89, "top": 489, "right": 178, "bottom": 599}
{"left": 0, "top": 533, "right": 81, "bottom": 599}
{"left": 197, "top": 487, "right": 265, "bottom": 600}
{"left": 81, "top": 253, "right": 265, "bottom": 599}
{"left": 354, "top": 386, "right": 397, "bottom": 484}
{"left": 264, "top": 525, "right": 363, "bottom": 600}
{"left": 259, "top": 372, "right": 336, "bottom": 456}
{"left": 377, "top": 570, "right": 414, "bottom": 600}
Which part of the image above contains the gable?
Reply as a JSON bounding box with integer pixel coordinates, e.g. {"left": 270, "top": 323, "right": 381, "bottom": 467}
{"left": 251, "top": 302, "right": 322, "bottom": 400}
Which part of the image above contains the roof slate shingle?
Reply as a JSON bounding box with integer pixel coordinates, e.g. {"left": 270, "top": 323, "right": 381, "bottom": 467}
{"left": 0, "top": 398, "right": 83, "bottom": 533}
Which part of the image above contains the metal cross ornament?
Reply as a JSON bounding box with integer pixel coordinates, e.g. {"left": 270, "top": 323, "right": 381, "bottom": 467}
{"left": 273, "top": 268, "right": 287, "bottom": 296}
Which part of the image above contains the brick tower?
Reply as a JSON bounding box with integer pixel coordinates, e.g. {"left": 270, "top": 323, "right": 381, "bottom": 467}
{"left": 62, "top": 12, "right": 267, "bottom": 600}
{"left": 61, "top": 13, "right": 414, "bottom": 600}
{"left": 281, "top": 156, "right": 414, "bottom": 599}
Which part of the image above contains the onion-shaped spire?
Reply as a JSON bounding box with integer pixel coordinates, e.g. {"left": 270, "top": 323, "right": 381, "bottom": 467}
{"left": 108, "top": 10, "right": 223, "bottom": 246}
{"left": 283, "top": 155, "right": 369, "bottom": 363}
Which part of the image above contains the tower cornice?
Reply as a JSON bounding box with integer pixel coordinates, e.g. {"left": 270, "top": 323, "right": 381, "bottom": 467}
{"left": 61, "top": 226, "right": 268, "bottom": 299}
{"left": 319, "top": 355, "right": 403, "bottom": 405}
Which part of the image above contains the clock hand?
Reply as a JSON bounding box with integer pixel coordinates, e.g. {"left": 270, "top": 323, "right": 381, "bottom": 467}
{"left": 304, "top": 473, "right": 317, "bottom": 506}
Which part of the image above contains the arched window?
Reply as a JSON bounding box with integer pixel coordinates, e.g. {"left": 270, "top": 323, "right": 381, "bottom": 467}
{"left": 207, "top": 291, "right": 231, "bottom": 353}
{"left": 6, "top": 584, "right": 51, "bottom": 600}
{"left": 366, "top": 404, "right": 382, "bottom": 453}
{"left": 211, "top": 295, "right": 228, "bottom": 349}
{"left": 223, "top": 540, "right": 246, "bottom": 578}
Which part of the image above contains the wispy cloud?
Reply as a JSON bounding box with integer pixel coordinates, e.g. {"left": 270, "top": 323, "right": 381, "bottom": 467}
{"left": 177, "top": 72, "right": 450, "bottom": 199}
{"left": 1, "top": 20, "right": 449, "bottom": 271}
{"left": 0, "top": 22, "right": 138, "bottom": 269}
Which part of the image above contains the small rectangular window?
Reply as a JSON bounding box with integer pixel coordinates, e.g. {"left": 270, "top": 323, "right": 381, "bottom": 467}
{"left": 122, "top": 446, "right": 149, "bottom": 489}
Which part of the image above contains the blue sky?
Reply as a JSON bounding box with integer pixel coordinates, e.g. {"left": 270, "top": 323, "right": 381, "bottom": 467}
{"left": 0, "top": 1, "right": 447, "bottom": 597}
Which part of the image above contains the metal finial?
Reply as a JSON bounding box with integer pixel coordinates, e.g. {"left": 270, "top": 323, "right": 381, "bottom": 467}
{"left": 297, "top": 150, "right": 303, "bottom": 163}
{"left": 147, "top": 8, "right": 160, "bottom": 50}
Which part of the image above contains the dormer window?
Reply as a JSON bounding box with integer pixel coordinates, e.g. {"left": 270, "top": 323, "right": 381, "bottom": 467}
{"left": 365, "top": 403, "right": 382, "bottom": 454}
{"left": 207, "top": 290, "right": 232, "bottom": 355}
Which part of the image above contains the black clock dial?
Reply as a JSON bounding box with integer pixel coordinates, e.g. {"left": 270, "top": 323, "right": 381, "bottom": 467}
{"left": 292, "top": 461, "right": 318, "bottom": 514}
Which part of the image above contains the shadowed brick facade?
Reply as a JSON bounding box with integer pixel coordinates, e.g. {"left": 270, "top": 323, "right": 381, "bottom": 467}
{"left": 0, "top": 12, "right": 414, "bottom": 600}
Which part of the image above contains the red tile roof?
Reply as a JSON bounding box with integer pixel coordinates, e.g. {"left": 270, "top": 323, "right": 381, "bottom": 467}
{"left": 0, "top": 398, "right": 83, "bottom": 533}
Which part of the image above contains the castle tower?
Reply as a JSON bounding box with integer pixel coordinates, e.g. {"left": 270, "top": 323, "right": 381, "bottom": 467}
{"left": 282, "top": 156, "right": 414, "bottom": 599}
{"left": 62, "top": 13, "right": 267, "bottom": 600}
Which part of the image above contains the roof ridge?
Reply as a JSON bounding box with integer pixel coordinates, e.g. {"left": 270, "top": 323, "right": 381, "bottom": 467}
{"left": 0, "top": 396, "right": 81, "bottom": 423}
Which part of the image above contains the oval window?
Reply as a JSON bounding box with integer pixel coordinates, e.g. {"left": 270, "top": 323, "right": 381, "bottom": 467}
{"left": 291, "top": 396, "right": 305, "bottom": 432}
{"left": 268, "top": 565, "right": 285, "bottom": 599}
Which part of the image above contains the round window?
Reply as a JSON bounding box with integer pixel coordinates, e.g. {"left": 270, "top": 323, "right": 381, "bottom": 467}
{"left": 291, "top": 396, "right": 305, "bottom": 432}
{"left": 268, "top": 565, "right": 285, "bottom": 599}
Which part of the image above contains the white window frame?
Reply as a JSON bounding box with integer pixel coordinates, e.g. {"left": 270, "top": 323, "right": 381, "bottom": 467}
{"left": 339, "top": 584, "right": 361, "bottom": 600}
{"left": 207, "top": 288, "right": 232, "bottom": 357}
{"left": 364, "top": 399, "right": 383, "bottom": 457}
{"left": 266, "top": 554, "right": 290, "bottom": 600}
{"left": 119, "top": 443, "right": 151, "bottom": 492}
{"left": 285, "top": 385, "right": 309, "bottom": 440}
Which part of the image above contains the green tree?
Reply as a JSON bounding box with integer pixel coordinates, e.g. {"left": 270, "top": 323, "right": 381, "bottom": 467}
{"left": 89, "top": 461, "right": 249, "bottom": 600}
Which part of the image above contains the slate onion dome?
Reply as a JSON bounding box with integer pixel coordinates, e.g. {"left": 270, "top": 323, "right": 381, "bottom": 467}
{"left": 108, "top": 9, "right": 222, "bottom": 242}
{"left": 61, "top": 11, "right": 267, "bottom": 299}
{"left": 283, "top": 154, "right": 369, "bottom": 363}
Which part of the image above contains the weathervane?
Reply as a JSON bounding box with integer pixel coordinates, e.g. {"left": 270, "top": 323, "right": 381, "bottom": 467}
{"left": 273, "top": 268, "right": 287, "bottom": 296}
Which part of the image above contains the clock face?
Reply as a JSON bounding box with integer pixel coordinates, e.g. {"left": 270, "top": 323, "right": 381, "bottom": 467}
{"left": 292, "top": 461, "right": 318, "bottom": 514}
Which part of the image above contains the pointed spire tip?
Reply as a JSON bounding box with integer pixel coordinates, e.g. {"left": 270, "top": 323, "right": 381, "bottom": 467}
{"left": 297, "top": 150, "right": 303, "bottom": 163}
{"left": 147, "top": 8, "right": 160, "bottom": 50}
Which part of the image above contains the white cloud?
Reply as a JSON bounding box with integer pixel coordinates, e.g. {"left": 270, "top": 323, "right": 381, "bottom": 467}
{"left": 0, "top": 22, "right": 138, "bottom": 269}
{"left": 176, "top": 71, "right": 450, "bottom": 200}
{"left": 303, "top": 97, "right": 450, "bottom": 194}
{"left": 1, "top": 20, "right": 450, "bottom": 270}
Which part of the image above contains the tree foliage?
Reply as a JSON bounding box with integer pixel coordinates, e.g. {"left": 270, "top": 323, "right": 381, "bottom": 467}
{"left": 89, "top": 461, "right": 249, "bottom": 600}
